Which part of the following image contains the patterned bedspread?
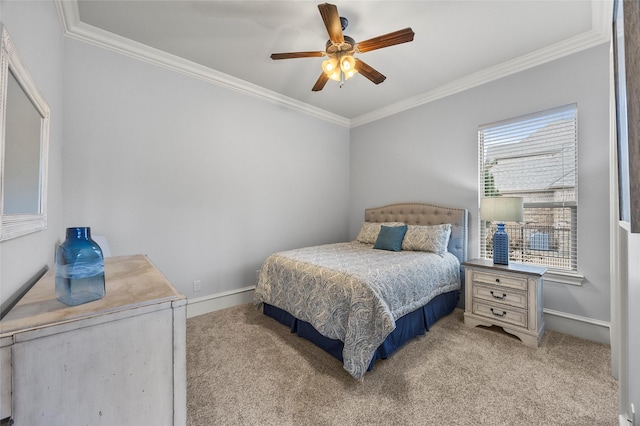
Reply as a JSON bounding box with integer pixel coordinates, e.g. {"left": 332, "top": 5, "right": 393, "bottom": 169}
{"left": 254, "top": 241, "right": 460, "bottom": 378}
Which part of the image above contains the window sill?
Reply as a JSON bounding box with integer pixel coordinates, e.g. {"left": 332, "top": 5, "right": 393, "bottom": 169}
{"left": 543, "top": 270, "right": 584, "bottom": 286}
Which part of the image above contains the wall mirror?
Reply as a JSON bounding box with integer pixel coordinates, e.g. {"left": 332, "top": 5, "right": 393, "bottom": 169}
{"left": 0, "top": 24, "right": 50, "bottom": 241}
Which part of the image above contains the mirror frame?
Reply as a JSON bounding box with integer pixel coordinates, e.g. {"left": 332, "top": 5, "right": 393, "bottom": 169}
{"left": 0, "top": 24, "right": 50, "bottom": 241}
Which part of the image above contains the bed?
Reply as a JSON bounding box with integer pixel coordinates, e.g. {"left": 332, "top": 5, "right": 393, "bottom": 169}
{"left": 254, "top": 202, "right": 468, "bottom": 379}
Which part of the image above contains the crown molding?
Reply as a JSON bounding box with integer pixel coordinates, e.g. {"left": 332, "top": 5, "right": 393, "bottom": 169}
{"left": 54, "top": 0, "right": 350, "bottom": 128}
{"left": 352, "top": 33, "right": 611, "bottom": 127}
{"left": 350, "top": 0, "right": 612, "bottom": 127}
{"left": 56, "top": 0, "right": 610, "bottom": 129}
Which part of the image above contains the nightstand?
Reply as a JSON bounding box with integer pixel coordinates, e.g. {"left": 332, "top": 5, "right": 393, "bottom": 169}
{"left": 462, "top": 258, "right": 547, "bottom": 347}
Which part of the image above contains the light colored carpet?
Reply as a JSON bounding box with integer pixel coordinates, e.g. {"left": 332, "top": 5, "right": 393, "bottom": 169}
{"left": 186, "top": 304, "right": 618, "bottom": 426}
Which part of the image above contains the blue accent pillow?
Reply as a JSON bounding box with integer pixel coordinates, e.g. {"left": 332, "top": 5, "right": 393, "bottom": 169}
{"left": 373, "top": 225, "right": 408, "bottom": 252}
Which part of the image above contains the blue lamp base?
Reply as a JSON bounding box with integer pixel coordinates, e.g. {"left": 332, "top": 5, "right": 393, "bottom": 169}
{"left": 493, "top": 223, "right": 509, "bottom": 265}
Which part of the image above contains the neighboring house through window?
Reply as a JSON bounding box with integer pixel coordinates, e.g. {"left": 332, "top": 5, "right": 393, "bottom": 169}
{"left": 478, "top": 104, "right": 578, "bottom": 272}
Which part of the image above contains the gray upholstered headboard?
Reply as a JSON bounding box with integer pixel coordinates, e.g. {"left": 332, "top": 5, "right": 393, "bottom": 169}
{"left": 364, "top": 202, "right": 468, "bottom": 266}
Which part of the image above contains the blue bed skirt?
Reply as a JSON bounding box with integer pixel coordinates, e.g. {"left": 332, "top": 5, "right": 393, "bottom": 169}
{"left": 263, "top": 290, "right": 459, "bottom": 371}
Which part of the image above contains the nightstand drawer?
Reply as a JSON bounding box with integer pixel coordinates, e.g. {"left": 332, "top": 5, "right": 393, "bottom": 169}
{"left": 473, "top": 284, "right": 527, "bottom": 309}
{"left": 472, "top": 301, "right": 528, "bottom": 328}
{"left": 472, "top": 270, "right": 528, "bottom": 291}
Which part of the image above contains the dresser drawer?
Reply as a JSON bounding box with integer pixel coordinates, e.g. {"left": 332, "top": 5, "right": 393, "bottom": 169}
{"left": 472, "top": 301, "right": 528, "bottom": 328}
{"left": 473, "top": 284, "right": 527, "bottom": 309}
{"left": 472, "top": 270, "right": 528, "bottom": 291}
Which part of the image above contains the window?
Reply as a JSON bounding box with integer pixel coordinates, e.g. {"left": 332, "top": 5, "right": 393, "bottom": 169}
{"left": 479, "top": 104, "right": 578, "bottom": 272}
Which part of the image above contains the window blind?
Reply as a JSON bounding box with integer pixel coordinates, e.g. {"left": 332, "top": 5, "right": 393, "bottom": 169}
{"left": 479, "top": 104, "right": 578, "bottom": 271}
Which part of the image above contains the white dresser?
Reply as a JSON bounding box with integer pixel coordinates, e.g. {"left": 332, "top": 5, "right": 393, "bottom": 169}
{"left": 463, "top": 258, "right": 546, "bottom": 347}
{"left": 0, "top": 255, "right": 186, "bottom": 426}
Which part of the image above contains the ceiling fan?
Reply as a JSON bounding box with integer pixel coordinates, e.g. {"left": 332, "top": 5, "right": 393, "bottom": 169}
{"left": 270, "top": 3, "right": 415, "bottom": 91}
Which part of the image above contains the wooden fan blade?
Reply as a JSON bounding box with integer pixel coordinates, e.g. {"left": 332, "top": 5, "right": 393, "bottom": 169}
{"left": 270, "top": 51, "right": 325, "bottom": 60}
{"left": 312, "top": 72, "right": 329, "bottom": 92}
{"left": 354, "top": 59, "right": 386, "bottom": 85}
{"left": 356, "top": 28, "right": 415, "bottom": 53}
{"left": 318, "top": 3, "right": 344, "bottom": 44}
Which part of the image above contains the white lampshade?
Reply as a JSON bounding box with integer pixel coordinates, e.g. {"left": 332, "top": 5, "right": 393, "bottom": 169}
{"left": 480, "top": 197, "right": 524, "bottom": 222}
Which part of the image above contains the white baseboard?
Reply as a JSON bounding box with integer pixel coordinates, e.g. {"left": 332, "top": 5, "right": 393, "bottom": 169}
{"left": 187, "top": 286, "right": 255, "bottom": 318}
{"left": 543, "top": 308, "right": 610, "bottom": 345}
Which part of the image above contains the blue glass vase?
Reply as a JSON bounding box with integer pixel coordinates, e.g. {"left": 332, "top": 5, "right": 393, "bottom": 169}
{"left": 55, "top": 227, "right": 105, "bottom": 306}
{"left": 493, "top": 223, "right": 510, "bottom": 265}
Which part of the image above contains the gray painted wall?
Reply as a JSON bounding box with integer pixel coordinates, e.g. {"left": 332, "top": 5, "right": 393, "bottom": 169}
{"left": 0, "top": 1, "right": 64, "bottom": 305}
{"left": 350, "top": 44, "right": 611, "bottom": 325}
{"left": 61, "top": 38, "right": 350, "bottom": 299}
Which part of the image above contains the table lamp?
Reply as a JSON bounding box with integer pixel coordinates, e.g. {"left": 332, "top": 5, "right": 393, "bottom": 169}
{"left": 480, "top": 197, "right": 524, "bottom": 265}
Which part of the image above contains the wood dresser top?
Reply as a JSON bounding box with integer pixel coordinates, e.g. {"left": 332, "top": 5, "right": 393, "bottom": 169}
{"left": 0, "top": 254, "right": 184, "bottom": 337}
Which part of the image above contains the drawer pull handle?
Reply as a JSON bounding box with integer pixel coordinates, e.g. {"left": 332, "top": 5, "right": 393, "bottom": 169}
{"left": 490, "top": 308, "right": 507, "bottom": 318}
{"left": 490, "top": 291, "right": 507, "bottom": 300}
{"left": 495, "top": 278, "right": 501, "bottom": 283}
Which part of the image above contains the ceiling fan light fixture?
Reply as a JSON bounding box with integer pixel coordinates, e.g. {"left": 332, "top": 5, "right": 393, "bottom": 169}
{"left": 323, "top": 54, "right": 357, "bottom": 84}
{"left": 344, "top": 68, "right": 357, "bottom": 80}
{"left": 270, "top": 3, "right": 414, "bottom": 91}
{"left": 322, "top": 57, "right": 338, "bottom": 74}
{"left": 327, "top": 68, "right": 342, "bottom": 81}
{"left": 340, "top": 55, "right": 355, "bottom": 72}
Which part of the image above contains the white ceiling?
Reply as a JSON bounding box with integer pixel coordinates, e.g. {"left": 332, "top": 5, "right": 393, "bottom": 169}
{"left": 57, "top": 1, "right": 610, "bottom": 126}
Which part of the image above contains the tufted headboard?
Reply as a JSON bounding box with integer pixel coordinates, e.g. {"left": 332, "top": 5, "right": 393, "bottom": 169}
{"left": 364, "top": 202, "right": 468, "bottom": 266}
